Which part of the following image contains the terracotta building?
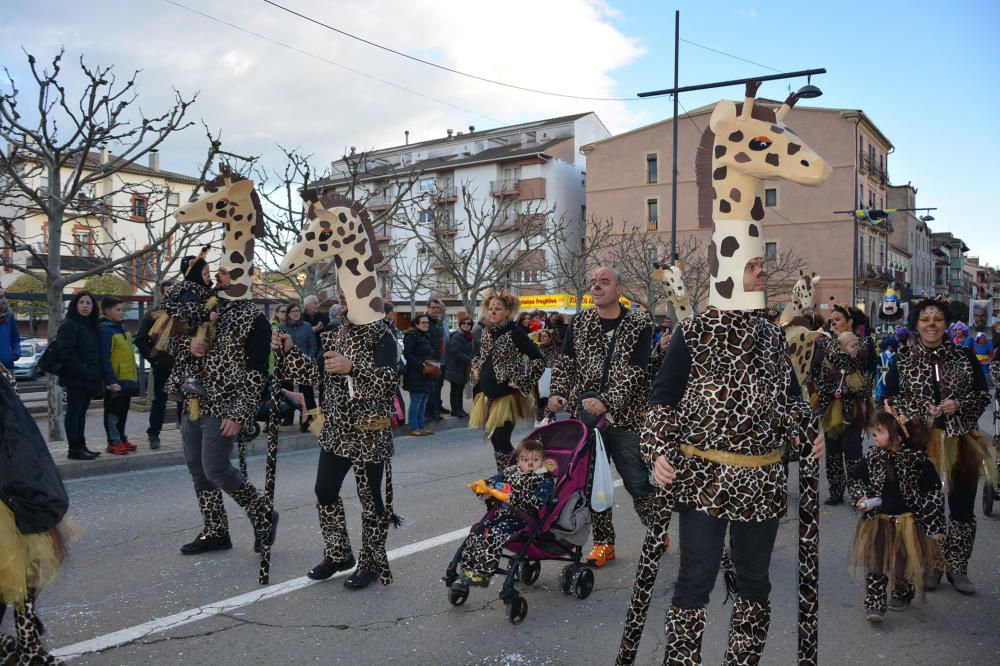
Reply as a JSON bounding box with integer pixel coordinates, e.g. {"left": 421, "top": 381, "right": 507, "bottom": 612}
{"left": 582, "top": 100, "right": 902, "bottom": 317}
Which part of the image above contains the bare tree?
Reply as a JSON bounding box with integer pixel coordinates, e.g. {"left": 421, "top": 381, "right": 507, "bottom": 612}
{"left": 381, "top": 233, "right": 432, "bottom": 318}
{"left": 548, "top": 213, "right": 617, "bottom": 313}
{"left": 390, "top": 181, "right": 561, "bottom": 315}
{"left": 602, "top": 220, "right": 675, "bottom": 315}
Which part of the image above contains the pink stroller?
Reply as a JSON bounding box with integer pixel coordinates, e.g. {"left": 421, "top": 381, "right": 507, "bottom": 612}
{"left": 443, "top": 419, "right": 596, "bottom": 624}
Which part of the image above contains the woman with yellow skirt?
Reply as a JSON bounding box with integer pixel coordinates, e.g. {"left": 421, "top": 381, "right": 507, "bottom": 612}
{"left": 469, "top": 291, "right": 545, "bottom": 472}
{"left": 1, "top": 364, "right": 79, "bottom": 664}
{"left": 885, "top": 298, "right": 996, "bottom": 595}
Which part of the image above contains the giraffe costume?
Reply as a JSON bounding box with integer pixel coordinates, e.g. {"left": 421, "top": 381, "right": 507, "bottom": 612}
{"left": 169, "top": 167, "right": 279, "bottom": 582}
{"left": 277, "top": 193, "right": 401, "bottom": 590}
{"left": 623, "top": 82, "right": 830, "bottom": 666}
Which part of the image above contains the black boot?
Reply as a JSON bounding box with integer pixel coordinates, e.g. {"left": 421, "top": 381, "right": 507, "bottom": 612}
{"left": 180, "top": 490, "right": 233, "bottom": 555}
{"left": 67, "top": 439, "right": 98, "bottom": 461}
{"left": 308, "top": 501, "right": 356, "bottom": 581}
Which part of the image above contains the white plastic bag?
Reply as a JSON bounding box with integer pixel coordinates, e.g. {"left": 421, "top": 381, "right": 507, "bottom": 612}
{"left": 591, "top": 428, "right": 615, "bottom": 512}
{"left": 537, "top": 367, "right": 553, "bottom": 398}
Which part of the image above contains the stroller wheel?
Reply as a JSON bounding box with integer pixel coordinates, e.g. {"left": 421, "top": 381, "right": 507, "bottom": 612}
{"left": 573, "top": 567, "right": 595, "bottom": 599}
{"left": 559, "top": 565, "right": 575, "bottom": 594}
{"left": 448, "top": 587, "right": 469, "bottom": 606}
{"left": 984, "top": 483, "right": 996, "bottom": 517}
{"left": 241, "top": 422, "right": 261, "bottom": 442}
{"left": 507, "top": 595, "right": 528, "bottom": 624}
{"left": 519, "top": 559, "right": 541, "bottom": 585}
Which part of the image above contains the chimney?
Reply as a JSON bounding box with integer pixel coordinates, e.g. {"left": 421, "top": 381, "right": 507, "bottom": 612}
{"left": 405, "top": 130, "right": 410, "bottom": 145}
{"left": 100, "top": 145, "right": 109, "bottom": 165}
{"left": 469, "top": 125, "right": 475, "bottom": 133}
{"left": 148, "top": 149, "right": 160, "bottom": 171}
{"left": 446, "top": 129, "right": 454, "bottom": 139}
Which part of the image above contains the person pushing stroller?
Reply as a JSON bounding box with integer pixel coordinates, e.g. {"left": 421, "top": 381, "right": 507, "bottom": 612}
{"left": 452, "top": 437, "right": 556, "bottom": 593}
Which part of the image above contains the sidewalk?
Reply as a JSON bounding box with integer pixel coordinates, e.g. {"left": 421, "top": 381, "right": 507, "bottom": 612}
{"left": 38, "top": 386, "right": 473, "bottom": 480}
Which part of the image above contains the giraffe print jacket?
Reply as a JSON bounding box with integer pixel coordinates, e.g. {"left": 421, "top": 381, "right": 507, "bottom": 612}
{"left": 847, "top": 445, "right": 946, "bottom": 536}
{"left": 885, "top": 341, "right": 990, "bottom": 437}
{"left": 279, "top": 320, "right": 397, "bottom": 463}
{"left": 160, "top": 280, "right": 214, "bottom": 327}
{"left": 810, "top": 334, "right": 877, "bottom": 416}
{"left": 489, "top": 466, "right": 555, "bottom": 516}
{"left": 641, "top": 309, "right": 819, "bottom": 521}
{"left": 550, "top": 307, "right": 652, "bottom": 432}
{"left": 470, "top": 321, "right": 545, "bottom": 399}
{"left": 170, "top": 300, "right": 270, "bottom": 427}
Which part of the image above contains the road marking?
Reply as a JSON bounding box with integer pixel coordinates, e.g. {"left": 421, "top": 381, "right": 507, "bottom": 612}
{"left": 54, "top": 480, "right": 625, "bottom": 659}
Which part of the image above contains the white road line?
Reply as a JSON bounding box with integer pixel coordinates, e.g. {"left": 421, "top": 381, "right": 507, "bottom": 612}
{"left": 53, "top": 478, "right": 626, "bottom": 660}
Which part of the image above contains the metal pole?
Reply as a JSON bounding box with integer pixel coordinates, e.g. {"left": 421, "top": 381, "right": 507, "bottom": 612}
{"left": 670, "top": 10, "right": 680, "bottom": 262}
{"left": 638, "top": 67, "right": 826, "bottom": 98}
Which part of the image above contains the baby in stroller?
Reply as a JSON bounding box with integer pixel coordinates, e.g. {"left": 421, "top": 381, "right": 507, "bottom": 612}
{"left": 452, "top": 437, "right": 555, "bottom": 593}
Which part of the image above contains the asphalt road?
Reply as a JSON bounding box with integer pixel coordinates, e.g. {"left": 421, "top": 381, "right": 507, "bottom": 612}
{"left": 26, "top": 425, "right": 1000, "bottom": 665}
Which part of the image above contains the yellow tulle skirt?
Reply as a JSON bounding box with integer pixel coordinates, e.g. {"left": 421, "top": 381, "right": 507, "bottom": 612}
{"left": 0, "top": 504, "right": 80, "bottom": 609}
{"left": 469, "top": 392, "right": 534, "bottom": 435}
{"left": 848, "top": 512, "right": 939, "bottom": 595}
{"left": 819, "top": 396, "right": 872, "bottom": 439}
{"left": 926, "top": 429, "right": 999, "bottom": 490}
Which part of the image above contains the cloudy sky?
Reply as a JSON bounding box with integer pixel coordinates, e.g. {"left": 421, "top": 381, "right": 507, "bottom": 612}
{"left": 3, "top": 0, "right": 999, "bottom": 261}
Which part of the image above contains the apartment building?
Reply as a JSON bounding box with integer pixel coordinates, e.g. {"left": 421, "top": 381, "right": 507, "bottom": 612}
{"left": 931, "top": 232, "right": 970, "bottom": 303}
{"left": 886, "top": 183, "right": 935, "bottom": 298}
{"left": 309, "top": 113, "right": 610, "bottom": 311}
{"left": 582, "top": 99, "right": 902, "bottom": 316}
{"left": 1, "top": 147, "right": 199, "bottom": 294}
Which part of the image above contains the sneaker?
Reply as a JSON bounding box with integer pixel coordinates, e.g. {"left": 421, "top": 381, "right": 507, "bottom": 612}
{"left": 180, "top": 533, "right": 233, "bottom": 555}
{"left": 308, "top": 554, "right": 356, "bottom": 581}
{"left": 106, "top": 443, "right": 130, "bottom": 455}
{"left": 343, "top": 569, "right": 378, "bottom": 590}
{"left": 946, "top": 572, "right": 976, "bottom": 595}
{"left": 148, "top": 434, "right": 161, "bottom": 450}
{"left": 121, "top": 440, "right": 137, "bottom": 452}
{"left": 584, "top": 544, "right": 616, "bottom": 567}
{"left": 462, "top": 571, "right": 490, "bottom": 588}
{"left": 888, "top": 596, "right": 910, "bottom": 611}
{"left": 865, "top": 609, "right": 884, "bottom": 623}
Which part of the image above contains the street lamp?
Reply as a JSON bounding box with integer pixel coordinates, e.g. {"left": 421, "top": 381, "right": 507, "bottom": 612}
{"left": 920, "top": 214, "right": 935, "bottom": 222}
{"left": 796, "top": 75, "right": 823, "bottom": 99}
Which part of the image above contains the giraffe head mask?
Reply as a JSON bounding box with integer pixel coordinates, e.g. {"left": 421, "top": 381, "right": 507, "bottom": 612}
{"left": 280, "top": 193, "right": 384, "bottom": 326}
{"left": 173, "top": 165, "right": 265, "bottom": 300}
{"left": 699, "top": 83, "right": 832, "bottom": 311}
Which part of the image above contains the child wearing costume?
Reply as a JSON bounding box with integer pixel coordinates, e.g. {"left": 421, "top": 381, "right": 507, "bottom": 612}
{"left": 1, "top": 363, "right": 80, "bottom": 665}
{"left": 452, "top": 437, "right": 555, "bottom": 592}
{"left": 157, "top": 249, "right": 216, "bottom": 401}
{"left": 848, "top": 409, "right": 945, "bottom": 623}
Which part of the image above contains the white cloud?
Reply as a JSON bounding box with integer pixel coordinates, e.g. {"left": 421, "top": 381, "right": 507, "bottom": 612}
{"left": 1, "top": 0, "right": 650, "bottom": 175}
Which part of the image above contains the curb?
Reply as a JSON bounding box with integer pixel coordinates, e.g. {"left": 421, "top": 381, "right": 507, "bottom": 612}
{"left": 55, "top": 415, "right": 471, "bottom": 481}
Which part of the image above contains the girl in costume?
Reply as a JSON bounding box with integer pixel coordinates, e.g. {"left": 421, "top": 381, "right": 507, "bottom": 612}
{"left": 848, "top": 410, "right": 945, "bottom": 623}
{"left": 812, "top": 305, "right": 876, "bottom": 505}
{"left": 1, "top": 363, "right": 80, "bottom": 665}
{"left": 884, "top": 298, "right": 995, "bottom": 595}
{"left": 469, "top": 290, "right": 545, "bottom": 473}
{"left": 158, "top": 249, "right": 216, "bottom": 401}
{"left": 451, "top": 437, "right": 555, "bottom": 592}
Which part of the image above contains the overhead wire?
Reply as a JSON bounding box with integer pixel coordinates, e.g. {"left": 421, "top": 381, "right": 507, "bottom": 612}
{"left": 160, "top": 0, "right": 503, "bottom": 123}
{"left": 261, "top": 0, "right": 644, "bottom": 102}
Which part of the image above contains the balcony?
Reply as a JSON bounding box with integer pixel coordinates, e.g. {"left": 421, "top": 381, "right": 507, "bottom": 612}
{"left": 430, "top": 185, "right": 457, "bottom": 203}
{"left": 28, "top": 253, "right": 103, "bottom": 272}
{"left": 432, "top": 215, "right": 459, "bottom": 236}
{"left": 490, "top": 179, "right": 519, "bottom": 197}
{"left": 367, "top": 193, "right": 393, "bottom": 211}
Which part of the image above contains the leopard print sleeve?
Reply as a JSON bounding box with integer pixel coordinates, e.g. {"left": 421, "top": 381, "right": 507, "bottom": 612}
{"left": 956, "top": 346, "right": 990, "bottom": 429}
{"left": 348, "top": 333, "right": 398, "bottom": 403}
{"left": 641, "top": 403, "right": 679, "bottom": 468}
{"left": 160, "top": 282, "right": 212, "bottom": 326}
{"left": 279, "top": 345, "right": 322, "bottom": 387}
{"left": 510, "top": 328, "right": 545, "bottom": 397}
{"left": 550, "top": 352, "right": 577, "bottom": 402}
{"left": 847, "top": 452, "right": 872, "bottom": 507}
{"left": 224, "top": 316, "right": 271, "bottom": 427}
{"left": 914, "top": 457, "right": 946, "bottom": 536}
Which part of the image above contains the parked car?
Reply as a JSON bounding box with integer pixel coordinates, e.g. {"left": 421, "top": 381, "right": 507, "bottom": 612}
{"left": 13, "top": 339, "right": 46, "bottom": 380}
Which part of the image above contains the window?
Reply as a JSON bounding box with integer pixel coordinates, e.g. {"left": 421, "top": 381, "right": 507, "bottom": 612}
{"left": 858, "top": 184, "right": 864, "bottom": 206}
{"left": 418, "top": 178, "right": 437, "bottom": 193}
{"left": 764, "top": 188, "right": 777, "bottom": 207}
{"left": 765, "top": 242, "right": 778, "bottom": 262}
{"left": 39, "top": 173, "right": 48, "bottom": 194}
{"left": 167, "top": 192, "right": 180, "bottom": 208}
{"left": 868, "top": 190, "right": 875, "bottom": 209}
{"left": 646, "top": 153, "right": 658, "bottom": 184}
{"left": 72, "top": 230, "right": 94, "bottom": 257}
{"left": 131, "top": 195, "right": 148, "bottom": 220}
{"left": 646, "top": 198, "right": 658, "bottom": 231}
{"left": 418, "top": 209, "right": 435, "bottom": 224}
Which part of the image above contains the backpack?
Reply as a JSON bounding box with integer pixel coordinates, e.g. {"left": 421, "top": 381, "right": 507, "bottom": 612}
{"left": 133, "top": 310, "right": 162, "bottom": 363}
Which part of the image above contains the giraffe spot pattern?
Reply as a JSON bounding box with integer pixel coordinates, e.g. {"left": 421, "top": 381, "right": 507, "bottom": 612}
{"left": 748, "top": 224, "right": 760, "bottom": 237}
{"left": 801, "top": 160, "right": 810, "bottom": 167}
{"left": 788, "top": 143, "right": 801, "bottom": 155}
{"left": 770, "top": 125, "right": 785, "bottom": 134}
{"left": 342, "top": 234, "right": 357, "bottom": 245}
{"left": 230, "top": 251, "right": 244, "bottom": 264}
{"left": 715, "top": 145, "right": 727, "bottom": 158}
{"left": 734, "top": 152, "right": 751, "bottom": 163}
{"left": 713, "top": 166, "right": 727, "bottom": 181}
{"left": 720, "top": 236, "right": 740, "bottom": 257}
{"left": 765, "top": 153, "right": 780, "bottom": 167}
{"left": 715, "top": 277, "right": 734, "bottom": 299}
{"left": 728, "top": 131, "right": 743, "bottom": 142}
{"left": 751, "top": 198, "right": 764, "bottom": 221}
{"left": 345, "top": 257, "right": 361, "bottom": 277}
{"left": 708, "top": 241, "right": 719, "bottom": 277}
{"left": 356, "top": 276, "right": 377, "bottom": 298}
{"left": 719, "top": 200, "right": 731, "bottom": 213}
{"left": 729, "top": 188, "right": 741, "bottom": 202}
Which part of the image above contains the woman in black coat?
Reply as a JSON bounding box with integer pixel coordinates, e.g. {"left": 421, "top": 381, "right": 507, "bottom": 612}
{"left": 445, "top": 312, "right": 474, "bottom": 419}
{"left": 403, "top": 314, "right": 436, "bottom": 435}
{"left": 55, "top": 291, "right": 104, "bottom": 460}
